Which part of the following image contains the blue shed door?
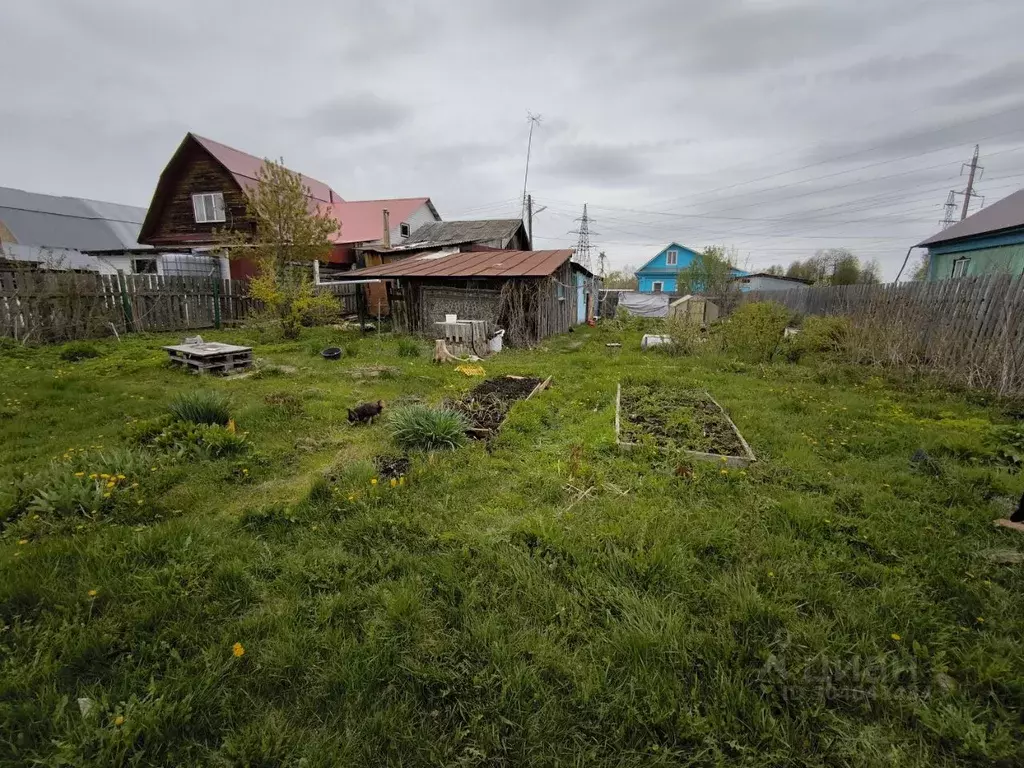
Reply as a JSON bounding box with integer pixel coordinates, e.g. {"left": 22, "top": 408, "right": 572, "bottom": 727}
{"left": 576, "top": 273, "right": 586, "bottom": 323}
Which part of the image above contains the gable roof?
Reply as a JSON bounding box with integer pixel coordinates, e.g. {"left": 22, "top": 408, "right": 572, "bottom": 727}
{"left": 191, "top": 134, "right": 341, "bottom": 204}
{"left": 636, "top": 242, "right": 700, "bottom": 273}
{"left": 333, "top": 249, "right": 579, "bottom": 279}
{"left": 917, "top": 188, "right": 1024, "bottom": 247}
{"left": 731, "top": 272, "right": 811, "bottom": 285}
{"left": 0, "top": 185, "right": 149, "bottom": 252}
{"left": 329, "top": 198, "right": 437, "bottom": 244}
{"left": 406, "top": 219, "right": 526, "bottom": 247}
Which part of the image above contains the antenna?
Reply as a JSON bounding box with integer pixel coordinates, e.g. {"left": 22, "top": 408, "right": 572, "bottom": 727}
{"left": 521, "top": 111, "right": 542, "bottom": 218}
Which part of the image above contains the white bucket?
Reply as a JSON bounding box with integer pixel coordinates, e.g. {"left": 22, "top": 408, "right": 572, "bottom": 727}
{"left": 445, "top": 313, "right": 458, "bottom": 323}
{"left": 641, "top": 334, "right": 672, "bottom": 349}
{"left": 487, "top": 329, "right": 505, "bottom": 354}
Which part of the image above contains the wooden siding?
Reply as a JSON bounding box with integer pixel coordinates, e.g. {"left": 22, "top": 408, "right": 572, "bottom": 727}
{"left": 148, "top": 142, "right": 252, "bottom": 245}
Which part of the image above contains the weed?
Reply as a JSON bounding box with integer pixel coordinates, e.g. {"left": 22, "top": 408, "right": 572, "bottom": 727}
{"left": 396, "top": 338, "right": 421, "bottom": 357}
{"left": 167, "top": 391, "right": 232, "bottom": 426}
{"left": 389, "top": 405, "right": 469, "bottom": 451}
{"left": 58, "top": 341, "right": 102, "bottom": 362}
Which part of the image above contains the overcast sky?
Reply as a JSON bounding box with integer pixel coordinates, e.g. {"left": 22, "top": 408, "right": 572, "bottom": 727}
{"left": 3, "top": 0, "right": 1023, "bottom": 278}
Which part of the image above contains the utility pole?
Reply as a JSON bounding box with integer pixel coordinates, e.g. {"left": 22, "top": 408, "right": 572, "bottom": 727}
{"left": 960, "top": 144, "right": 983, "bottom": 221}
{"left": 526, "top": 194, "right": 533, "bottom": 246}
{"left": 598, "top": 250, "right": 607, "bottom": 278}
{"left": 521, "top": 112, "right": 542, "bottom": 218}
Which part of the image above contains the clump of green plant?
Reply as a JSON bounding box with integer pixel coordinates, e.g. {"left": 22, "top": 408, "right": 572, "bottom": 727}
{"left": 152, "top": 421, "right": 249, "bottom": 460}
{"left": 659, "top": 316, "right": 707, "bottom": 356}
{"left": 722, "top": 301, "right": 790, "bottom": 362}
{"left": 797, "top": 316, "right": 851, "bottom": 355}
{"left": 397, "top": 338, "right": 421, "bottom": 358}
{"left": 59, "top": 341, "right": 102, "bottom": 362}
{"left": 389, "top": 405, "right": 469, "bottom": 451}
{"left": 167, "top": 391, "right": 232, "bottom": 426}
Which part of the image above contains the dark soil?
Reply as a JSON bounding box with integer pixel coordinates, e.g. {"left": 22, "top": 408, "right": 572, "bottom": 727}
{"left": 447, "top": 376, "right": 544, "bottom": 435}
{"left": 619, "top": 383, "right": 745, "bottom": 456}
{"left": 374, "top": 455, "right": 410, "bottom": 480}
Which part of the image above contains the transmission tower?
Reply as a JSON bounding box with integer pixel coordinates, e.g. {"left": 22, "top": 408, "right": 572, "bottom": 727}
{"left": 569, "top": 204, "right": 599, "bottom": 273}
{"left": 940, "top": 190, "right": 958, "bottom": 229}
{"left": 959, "top": 144, "right": 983, "bottom": 220}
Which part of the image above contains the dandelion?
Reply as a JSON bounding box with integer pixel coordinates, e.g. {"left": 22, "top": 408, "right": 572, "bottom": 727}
{"left": 976, "top": 616, "right": 985, "bottom": 624}
{"left": 227, "top": 419, "right": 236, "bottom": 434}
{"left": 347, "top": 495, "right": 355, "bottom": 501}
{"left": 399, "top": 477, "right": 405, "bottom": 485}
{"left": 242, "top": 468, "right": 248, "bottom": 475}
{"left": 74, "top": 472, "right": 85, "bottom": 478}
{"left": 114, "top": 715, "right": 125, "bottom": 726}
{"left": 88, "top": 589, "right": 98, "bottom": 597}
{"left": 137, "top": 500, "right": 144, "bottom": 506}
{"left": 150, "top": 466, "right": 157, "bottom": 471}
{"left": 720, "top": 469, "right": 728, "bottom": 475}
{"left": 720, "top": 456, "right": 728, "bottom": 463}
{"left": 117, "top": 474, "right": 125, "bottom": 480}
{"left": 739, "top": 470, "right": 747, "bottom": 476}
{"left": 768, "top": 571, "right": 775, "bottom": 578}
{"left": 390, "top": 478, "right": 397, "bottom": 487}
{"left": 371, "top": 478, "right": 378, "bottom": 486}
{"left": 130, "top": 482, "right": 138, "bottom": 488}
{"left": 232, "top": 642, "right": 245, "bottom": 658}
{"left": 89, "top": 473, "right": 98, "bottom": 479}
{"left": 17, "top": 539, "right": 28, "bottom": 545}
{"left": 103, "top": 492, "right": 111, "bottom": 498}
{"left": 891, "top": 633, "right": 902, "bottom": 641}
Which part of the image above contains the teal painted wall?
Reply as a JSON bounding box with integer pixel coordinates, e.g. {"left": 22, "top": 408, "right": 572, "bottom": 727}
{"left": 929, "top": 244, "right": 1024, "bottom": 280}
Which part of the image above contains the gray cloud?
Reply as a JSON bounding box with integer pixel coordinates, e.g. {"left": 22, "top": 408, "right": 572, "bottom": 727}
{"left": 1, "top": 0, "right": 1023, "bottom": 279}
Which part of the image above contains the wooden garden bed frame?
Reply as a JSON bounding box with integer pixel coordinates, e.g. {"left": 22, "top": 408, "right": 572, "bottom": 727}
{"left": 615, "top": 383, "right": 756, "bottom": 467}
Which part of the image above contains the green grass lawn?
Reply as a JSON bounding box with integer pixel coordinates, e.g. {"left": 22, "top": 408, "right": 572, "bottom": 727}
{"left": 2, "top": 324, "right": 1023, "bottom": 766}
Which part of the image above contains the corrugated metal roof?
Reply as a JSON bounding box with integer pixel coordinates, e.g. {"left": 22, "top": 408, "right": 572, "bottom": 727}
{"left": 336, "top": 249, "right": 578, "bottom": 279}
{"left": 917, "top": 188, "right": 1024, "bottom": 247}
{"left": 0, "top": 186, "right": 149, "bottom": 252}
{"left": 406, "top": 219, "right": 523, "bottom": 246}
{"left": 192, "top": 134, "right": 342, "bottom": 204}
{"left": 329, "top": 198, "right": 433, "bottom": 244}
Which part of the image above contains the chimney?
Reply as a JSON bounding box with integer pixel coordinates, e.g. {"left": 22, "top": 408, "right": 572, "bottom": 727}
{"left": 382, "top": 209, "right": 391, "bottom": 250}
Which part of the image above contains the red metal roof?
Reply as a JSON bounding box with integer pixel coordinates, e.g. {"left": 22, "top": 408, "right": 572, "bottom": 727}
{"left": 336, "top": 249, "right": 578, "bottom": 279}
{"left": 192, "top": 134, "right": 342, "bottom": 204}
{"left": 328, "top": 198, "right": 433, "bottom": 244}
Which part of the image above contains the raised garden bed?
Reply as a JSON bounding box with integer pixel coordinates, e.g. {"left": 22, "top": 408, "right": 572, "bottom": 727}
{"left": 615, "top": 382, "right": 755, "bottom": 466}
{"left": 446, "top": 375, "right": 550, "bottom": 437}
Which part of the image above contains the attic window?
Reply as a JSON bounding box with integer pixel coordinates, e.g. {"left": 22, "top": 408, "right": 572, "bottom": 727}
{"left": 399, "top": 222, "right": 411, "bottom": 238}
{"left": 666, "top": 249, "right": 678, "bottom": 266}
{"left": 192, "top": 192, "right": 226, "bottom": 224}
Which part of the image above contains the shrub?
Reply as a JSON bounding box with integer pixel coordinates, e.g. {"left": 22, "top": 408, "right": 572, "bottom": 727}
{"left": 59, "top": 342, "right": 102, "bottom": 362}
{"left": 168, "top": 391, "right": 232, "bottom": 426}
{"left": 397, "top": 338, "right": 421, "bottom": 358}
{"left": 389, "top": 405, "right": 469, "bottom": 452}
{"left": 723, "top": 302, "right": 790, "bottom": 362}
{"left": 797, "top": 316, "right": 851, "bottom": 355}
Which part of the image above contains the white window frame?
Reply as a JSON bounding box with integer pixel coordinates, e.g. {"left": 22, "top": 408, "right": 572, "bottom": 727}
{"left": 652, "top": 281, "right": 664, "bottom": 293}
{"left": 399, "top": 222, "right": 411, "bottom": 238}
{"left": 192, "top": 192, "right": 226, "bottom": 224}
{"left": 666, "top": 249, "right": 678, "bottom": 266}
{"left": 951, "top": 257, "right": 970, "bottom": 278}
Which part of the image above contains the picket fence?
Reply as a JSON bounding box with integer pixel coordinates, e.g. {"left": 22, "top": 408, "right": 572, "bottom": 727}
{"left": 0, "top": 270, "right": 358, "bottom": 343}
{"left": 738, "top": 273, "right": 1024, "bottom": 395}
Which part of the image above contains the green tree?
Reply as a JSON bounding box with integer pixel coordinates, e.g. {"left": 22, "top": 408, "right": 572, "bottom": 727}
{"left": 764, "top": 264, "right": 786, "bottom": 276}
{"left": 677, "top": 245, "right": 737, "bottom": 296}
{"left": 858, "top": 259, "right": 881, "bottom": 284}
{"left": 221, "top": 158, "right": 340, "bottom": 338}
{"left": 603, "top": 265, "right": 638, "bottom": 289}
{"left": 911, "top": 254, "right": 930, "bottom": 281}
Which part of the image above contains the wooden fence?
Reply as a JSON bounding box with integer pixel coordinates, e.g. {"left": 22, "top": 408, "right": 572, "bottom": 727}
{"left": 0, "top": 271, "right": 358, "bottom": 343}
{"left": 737, "top": 273, "right": 1024, "bottom": 396}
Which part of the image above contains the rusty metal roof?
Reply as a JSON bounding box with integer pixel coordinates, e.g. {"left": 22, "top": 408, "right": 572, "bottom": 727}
{"left": 337, "top": 249, "right": 578, "bottom": 279}
{"left": 917, "top": 188, "right": 1024, "bottom": 247}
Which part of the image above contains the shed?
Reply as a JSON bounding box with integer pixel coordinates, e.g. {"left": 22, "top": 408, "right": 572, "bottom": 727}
{"left": 333, "top": 249, "right": 591, "bottom": 346}
{"left": 668, "top": 294, "right": 719, "bottom": 325}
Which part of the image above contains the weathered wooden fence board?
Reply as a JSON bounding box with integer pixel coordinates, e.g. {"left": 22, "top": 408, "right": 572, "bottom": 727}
{"left": 0, "top": 270, "right": 358, "bottom": 342}
{"left": 737, "top": 274, "right": 1024, "bottom": 395}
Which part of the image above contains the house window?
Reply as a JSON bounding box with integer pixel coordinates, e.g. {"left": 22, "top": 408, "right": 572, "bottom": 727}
{"left": 951, "top": 257, "right": 970, "bottom": 278}
{"left": 192, "top": 192, "right": 226, "bottom": 223}
{"left": 557, "top": 283, "right": 565, "bottom": 301}
{"left": 652, "top": 281, "right": 664, "bottom": 293}
{"left": 132, "top": 258, "right": 157, "bottom": 274}
{"left": 666, "top": 249, "right": 678, "bottom": 266}
{"left": 399, "top": 222, "right": 411, "bottom": 238}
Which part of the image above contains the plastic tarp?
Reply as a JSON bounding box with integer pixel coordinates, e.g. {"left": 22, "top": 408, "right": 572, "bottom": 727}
{"left": 617, "top": 291, "right": 669, "bottom": 317}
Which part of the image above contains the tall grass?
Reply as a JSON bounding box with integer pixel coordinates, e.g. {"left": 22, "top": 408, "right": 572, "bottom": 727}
{"left": 389, "top": 405, "right": 468, "bottom": 451}
{"left": 167, "top": 391, "right": 232, "bottom": 426}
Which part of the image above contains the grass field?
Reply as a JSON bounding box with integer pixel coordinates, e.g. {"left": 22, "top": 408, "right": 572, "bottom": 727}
{"left": 2, "top": 323, "right": 1023, "bottom": 766}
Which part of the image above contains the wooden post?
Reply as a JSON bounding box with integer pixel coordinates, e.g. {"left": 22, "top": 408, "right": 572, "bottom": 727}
{"left": 116, "top": 271, "right": 134, "bottom": 333}
{"left": 213, "top": 276, "right": 222, "bottom": 330}
{"left": 356, "top": 284, "right": 367, "bottom": 334}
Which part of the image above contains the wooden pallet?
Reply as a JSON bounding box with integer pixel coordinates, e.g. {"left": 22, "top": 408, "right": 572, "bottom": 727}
{"left": 163, "top": 342, "right": 253, "bottom": 375}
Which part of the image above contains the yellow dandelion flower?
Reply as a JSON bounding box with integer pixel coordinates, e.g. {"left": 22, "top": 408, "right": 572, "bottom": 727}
{"left": 226, "top": 419, "right": 236, "bottom": 434}
{"left": 891, "top": 633, "right": 902, "bottom": 641}
{"left": 390, "top": 478, "right": 397, "bottom": 487}
{"left": 116, "top": 474, "right": 125, "bottom": 480}
{"left": 103, "top": 492, "right": 111, "bottom": 498}
{"left": 137, "top": 500, "right": 144, "bottom": 505}
{"left": 232, "top": 642, "right": 245, "bottom": 658}
{"left": 720, "top": 456, "right": 728, "bottom": 462}
{"left": 768, "top": 571, "right": 775, "bottom": 578}
{"left": 88, "top": 589, "right": 98, "bottom": 597}
{"left": 976, "top": 616, "right": 985, "bottom": 624}
{"left": 399, "top": 477, "right": 405, "bottom": 485}
{"left": 150, "top": 467, "right": 157, "bottom": 471}
{"left": 89, "top": 473, "right": 98, "bottom": 479}
{"left": 74, "top": 472, "right": 85, "bottom": 477}
{"left": 100, "top": 473, "right": 109, "bottom": 479}
{"left": 371, "top": 478, "right": 378, "bottom": 485}
{"left": 720, "top": 469, "right": 728, "bottom": 475}
{"left": 114, "top": 715, "right": 125, "bottom": 726}
{"left": 17, "top": 539, "right": 28, "bottom": 545}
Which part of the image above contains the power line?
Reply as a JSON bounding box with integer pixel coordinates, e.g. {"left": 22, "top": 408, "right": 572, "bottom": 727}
{"left": 520, "top": 112, "right": 542, "bottom": 218}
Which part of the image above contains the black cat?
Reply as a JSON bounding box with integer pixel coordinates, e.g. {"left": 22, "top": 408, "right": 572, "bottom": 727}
{"left": 348, "top": 400, "right": 384, "bottom": 425}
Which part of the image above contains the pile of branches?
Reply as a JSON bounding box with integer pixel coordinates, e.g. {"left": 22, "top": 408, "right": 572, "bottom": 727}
{"left": 497, "top": 280, "right": 538, "bottom": 348}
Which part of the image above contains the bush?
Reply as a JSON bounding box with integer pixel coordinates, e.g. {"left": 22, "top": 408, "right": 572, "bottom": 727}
{"left": 722, "top": 302, "right": 790, "bottom": 362}
{"left": 797, "top": 316, "right": 851, "bottom": 355}
{"left": 389, "top": 405, "right": 469, "bottom": 452}
{"left": 397, "top": 338, "right": 421, "bottom": 358}
{"left": 168, "top": 391, "right": 232, "bottom": 426}
{"left": 59, "top": 342, "right": 102, "bottom": 362}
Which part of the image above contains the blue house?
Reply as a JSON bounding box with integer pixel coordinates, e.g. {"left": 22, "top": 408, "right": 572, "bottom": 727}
{"left": 635, "top": 243, "right": 747, "bottom": 293}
